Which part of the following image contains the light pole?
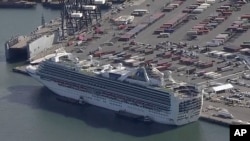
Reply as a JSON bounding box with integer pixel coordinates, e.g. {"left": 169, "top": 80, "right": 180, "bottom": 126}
{"left": 146, "top": 3, "right": 151, "bottom": 24}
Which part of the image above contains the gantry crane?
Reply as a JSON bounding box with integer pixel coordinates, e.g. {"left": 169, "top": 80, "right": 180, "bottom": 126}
{"left": 59, "top": 0, "right": 104, "bottom": 37}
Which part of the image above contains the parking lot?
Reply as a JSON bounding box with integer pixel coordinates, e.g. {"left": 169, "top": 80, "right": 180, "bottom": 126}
{"left": 56, "top": 0, "right": 250, "bottom": 124}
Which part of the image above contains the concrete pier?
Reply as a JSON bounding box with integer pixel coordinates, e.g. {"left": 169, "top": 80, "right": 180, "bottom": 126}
{"left": 200, "top": 113, "right": 230, "bottom": 127}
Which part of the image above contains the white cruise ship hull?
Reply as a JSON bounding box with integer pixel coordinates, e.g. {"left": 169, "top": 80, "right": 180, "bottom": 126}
{"left": 29, "top": 73, "right": 201, "bottom": 126}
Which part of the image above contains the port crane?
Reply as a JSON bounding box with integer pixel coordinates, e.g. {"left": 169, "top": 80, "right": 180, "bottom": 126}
{"left": 59, "top": 0, "right": 103, "bottom": 37}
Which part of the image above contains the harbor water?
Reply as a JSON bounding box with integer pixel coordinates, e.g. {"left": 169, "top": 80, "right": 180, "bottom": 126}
{"left": 0, "top": 4, "right": 229, "bottom": 141}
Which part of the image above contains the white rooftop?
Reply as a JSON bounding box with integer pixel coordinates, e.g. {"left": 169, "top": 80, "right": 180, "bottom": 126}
{"left": 212, "top": 83, "right": 233, "bottom": 92}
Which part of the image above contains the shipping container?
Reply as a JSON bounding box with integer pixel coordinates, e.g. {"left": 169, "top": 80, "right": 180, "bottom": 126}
{"left": 200, "top": 3, "right": 211, "bottom": 7}
{"left": 206, "top": 41, "right": 220, "bottom": 47}
{"left": 197, "top": 5, "right": 208, "bottom": 9}
{"left": 144, "top": 49, "right": 154, "bottom": 55}
{"left": 241, "top": 41, "right": 250, "bottom": 48}
{"left": 217, "top": 66, "right": 233, "bottom": 72}
{"left": 157, "top": 61, "right": 169, "bottom": 66}
{"left": 172, "top": 55, "right": 181, "bottom": 61}
{"left": 131, "top": 9, "right": 149, "bottom": 16}
{"left": 202, "top": 62, "right": 213, "bottom": 68}
{"left": 94, "top": 0, "right": 105, "bottom": 5}
{"left": 204, "top": 72, "right": 222, "bottom": 79}
{"left": 71, "top": 12, "right": 83, "bottom": 18}
{"left": 83, "top": 5, "right": 96, "bottom": 10}
{"left": 221, "top": 53, "right": 236, "bottom": 59}
{"left": 206, "top": 0, "right": 216, "bottom": 4}
{"left": 214, "top": 51, "right": 226, "bottom": 58}
{"left": 162, "top": 5, "right": 175, "bottom": 12}
{"left": 192, "top": 8, "right": 204, "bottom": 14}
{"left": 241, "top": 14, "right": 250, "bottom": 20}
{"left": 156, "top": 65, "right": 171, "bottom": 71}
{"left": 162, "top": 52, "right": 172, "bottom": 58}
{"left": 223, "top": 45, "right": 241, "bottom": 52}
{"left": 220, "top": 5, "right": 231, "bottom": 10}
{"left": 162, "top": 13, "right": 188, "bottom": 29}
{"left": 214, "top": 17, "right": 226, "bottom": 23}
{"left": 212, "top": 38, "right": 225, "bottom": 44}
{"left": 179, "top": 58, "right": 197, "bottom": 65}
{"left": 154, "top": 28, "right": 164, "bottom": 34}
{"left": 187, "top": 30, "right": 199, "bottom": 35}
{"left": 216, "top": 33, "right": 229, "bottom": 39}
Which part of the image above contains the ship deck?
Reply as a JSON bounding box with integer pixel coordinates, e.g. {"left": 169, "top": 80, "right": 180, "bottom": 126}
{"left": 7, "top": 18, "right": 60, "bottom": 49}
{"left": 10, "top": 36, "right": 30, "bottom": 49}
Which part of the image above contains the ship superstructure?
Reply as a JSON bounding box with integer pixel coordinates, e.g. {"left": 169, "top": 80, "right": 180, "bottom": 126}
{"left": 26, "top": 51, "right": 203, "bottom": 125}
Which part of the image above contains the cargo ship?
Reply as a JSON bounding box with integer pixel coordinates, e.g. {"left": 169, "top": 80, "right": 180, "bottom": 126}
{"left": 5, "top": 18, "right": 60, "bottom": 62}
{"left": 26, "top": 51, "right": 203, "bottom": 125}
{"left": 0, "top": 1, "right": 36, "bottom": 9}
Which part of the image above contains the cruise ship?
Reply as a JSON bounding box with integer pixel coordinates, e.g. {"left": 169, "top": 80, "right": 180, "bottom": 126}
{"left": 26, "top": 50, "right": 203, "bottom": 126}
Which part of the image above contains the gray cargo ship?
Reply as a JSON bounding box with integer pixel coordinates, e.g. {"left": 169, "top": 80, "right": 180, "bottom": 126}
{"left": 0, "top": 0, "right": 36, "bottom": 9}
{"left": 5, "top": 18, "right": 60, "bottom": 62}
